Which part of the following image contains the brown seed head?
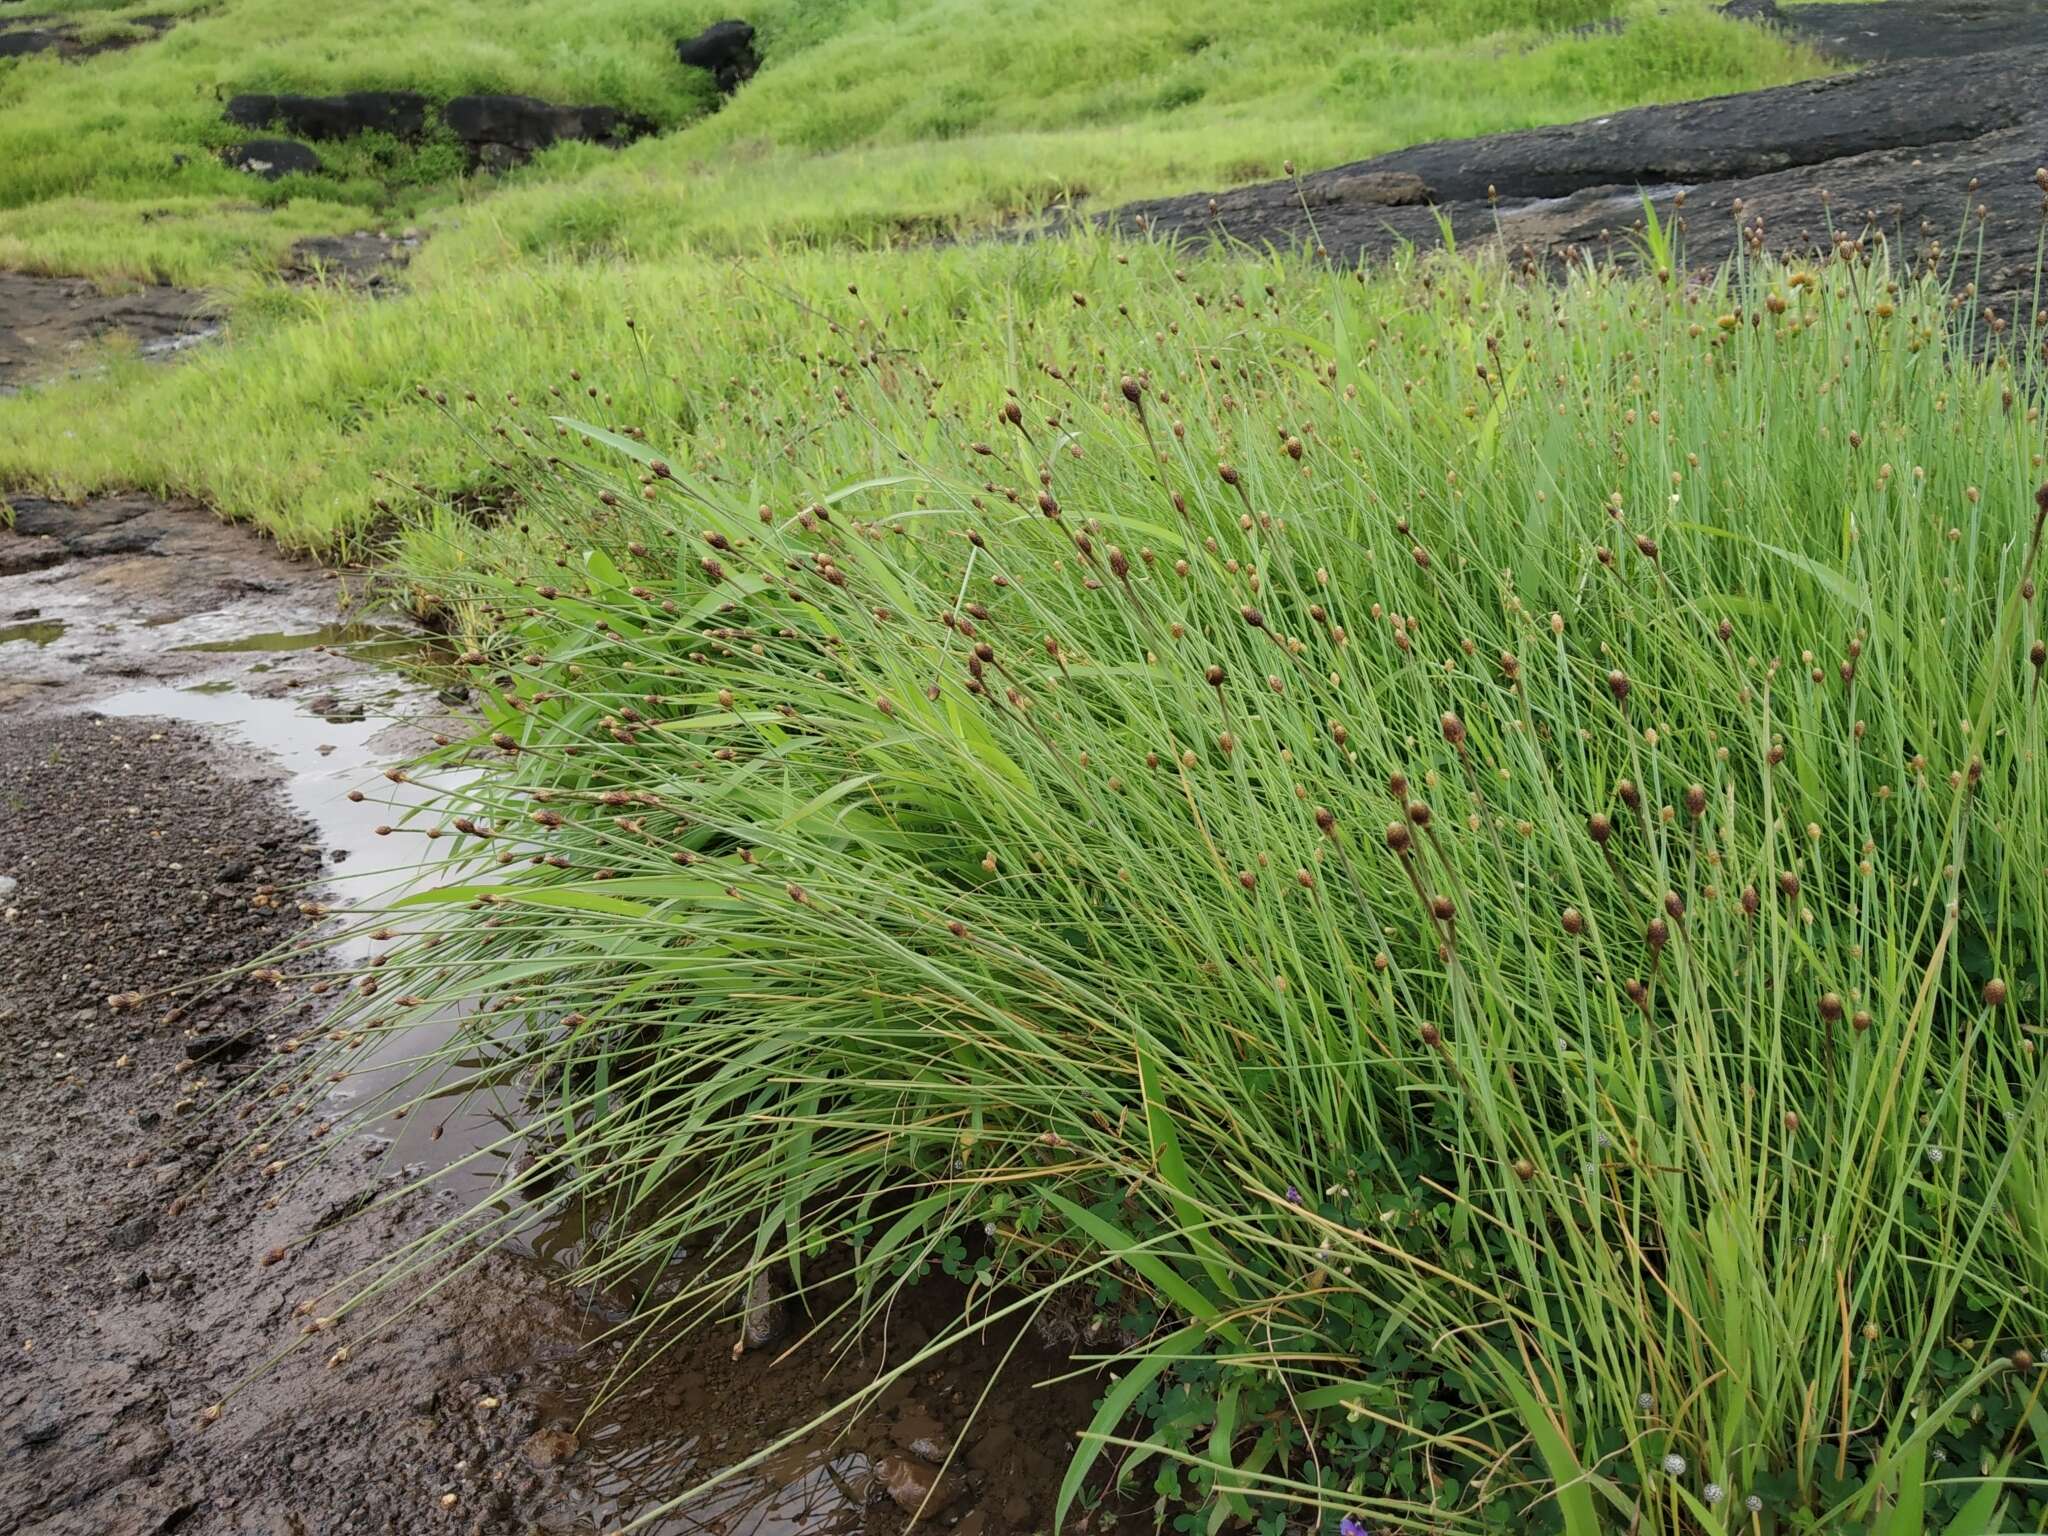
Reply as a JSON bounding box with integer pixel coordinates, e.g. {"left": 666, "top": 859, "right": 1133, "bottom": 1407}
{"left": 1120, "top": 375, "right": 1142, "bottom": 406}
{"left": 1240, "top": 605, "right": 1265, "bottom": 629}
{"left": 1440, "top": 712, "right": 1466, "bottom": 746}
{"left": 1685, "top": 783, "right": 1708, "bottom": 818}
{"left": 1206, "top": 665, "right": 1226, "bottom": 688}
{"left": 1406, "top": 799, "right": 1432, "bottom": 827}
{"left": 1607, "top": 670, "right": 1632, "bottom": 704}
{"left": 1431, "top": 894, "right": 1456, "bottom": 923}
{"left": 1513, "top": 1157, "right": 1536, "bottom": 1182}
{"left": 1218, "top": 462, "right": 1240, "bottom": 487}
{"left": 1562, "top": 907, "right": 1585, "bottom": 936}
{"left": 1741, "top": 884, "right": 1760, "bottom": 915}
{"left": 1852, "top": 1009, "right": 1872, "bottom": 1033}
{"left": 1819, "top": 992, "right": 1844, "bottom": 1022}
{"left": 1587, "top": 813, "right": 1613, "bottom": 845}
{"left": 1387, "top": 771, "right": 1409, "bottom": 800}
{"left": 1384, "top": 822, "right": 1412, "bottom": 855}
{"left": 1617, "top": 778, "right": 1641, "bottom": 811}
{"left": 1779, "top": 870, "right": 1800, "bottom": 899}
{"left": 1647, "top": 918, "right": 1669, "bottom": 952}
{"left": 1419, "top": 1022, "right": 1440, "bottom": 1047}
{"left": 1314, "top": 806, "right": 1337, "bottom": 836}
{"left": 1985, "top": 977, "right": 2009, "bottom": 1008}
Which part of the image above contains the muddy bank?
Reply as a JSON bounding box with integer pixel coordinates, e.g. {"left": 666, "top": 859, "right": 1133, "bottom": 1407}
{"left": 0, "top": 497, "right": 1127, "bottom": 1535}
{"left": 1107, "top": 3, "right": 2048, "bottom": 313}
{"left": 0, "top": 273, "right": 215, "bottom": 392}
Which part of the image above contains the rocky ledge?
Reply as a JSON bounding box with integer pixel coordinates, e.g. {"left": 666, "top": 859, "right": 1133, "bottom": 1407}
{"left": 1104, "top": 1, "right": 2048, "bottom": 316}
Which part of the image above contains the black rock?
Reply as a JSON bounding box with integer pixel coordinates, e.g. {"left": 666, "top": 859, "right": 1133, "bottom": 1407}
{"left": 108, "top": 1213, "right": 156, "bottom": 1252}
{"left": 441, "top": 94, "right": 652, "bottom": 170}
{"left": 676, "top": 18, "right": 758, "bottom": 93}
{"left": 223, "top": 90, "right": 431, "bottom": 142}
{"left": 222, "top": 138, "right": 323, "bottom": 181}
{"left": 19, "top": 1395, "right": 64, "bottom": 1446}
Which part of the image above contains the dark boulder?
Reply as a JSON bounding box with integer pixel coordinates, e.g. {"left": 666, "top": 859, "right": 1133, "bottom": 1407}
{"left": 676, "top": 18, "right": 758, "bottom": 93}
{"left": 441, "top": 94, "right": 651, "bottom": 170}
{"left": 223, "top": 91, "right": 430, "bottom": 142}
{"left": 222, "top": 138, "right": 323, "bottom": 180}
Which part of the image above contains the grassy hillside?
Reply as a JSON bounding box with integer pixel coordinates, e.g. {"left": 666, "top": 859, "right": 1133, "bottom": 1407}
{"left": 0, "top": 0, "right": 1830, "bottom": 539}
{"left": 0, "top": 0, "right": 1826, "bottom": 286}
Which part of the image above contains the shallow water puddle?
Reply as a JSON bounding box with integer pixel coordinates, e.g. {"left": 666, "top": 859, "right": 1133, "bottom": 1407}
{"left": 170, "top": 621, "right": 423, "bottom": 659}
{"left": 93, "top": 661, "right": 519, "bottom": 1182}
{"left": 0, "top": 618, "right": 66, "bottom": 646}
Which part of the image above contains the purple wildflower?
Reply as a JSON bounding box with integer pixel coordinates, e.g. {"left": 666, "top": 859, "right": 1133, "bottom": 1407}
{"left": 1340, "top": 1517, "right": 1371, "bottom": 1536}
{"left": 1285, "top": 1185, "right": 1303, "bottom": 1206}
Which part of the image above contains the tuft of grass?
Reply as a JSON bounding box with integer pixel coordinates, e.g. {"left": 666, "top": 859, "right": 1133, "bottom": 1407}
{"left": 244, "top": 232, "right": 2048, "bottom": 1532}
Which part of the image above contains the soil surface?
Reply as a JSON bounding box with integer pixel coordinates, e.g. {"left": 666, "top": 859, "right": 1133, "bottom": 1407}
{"left": 0, "top": 497, "right": 1127, "bottom": 1535}
{"left": 1106, "top": 1, "right": 2048, "bottom": 315}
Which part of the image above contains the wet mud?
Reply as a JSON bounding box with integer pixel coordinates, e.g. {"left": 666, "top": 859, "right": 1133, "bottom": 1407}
{"left": 0, "top": 496, "right": 1128, "bottom": 1535}
{"left": 1106, "top": 1, "right": 2048, "bottom": 313}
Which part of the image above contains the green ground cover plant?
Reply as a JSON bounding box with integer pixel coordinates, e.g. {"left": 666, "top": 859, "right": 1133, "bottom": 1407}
{"left": 245, "top": 229, "right": 2048, "bottom": 1532}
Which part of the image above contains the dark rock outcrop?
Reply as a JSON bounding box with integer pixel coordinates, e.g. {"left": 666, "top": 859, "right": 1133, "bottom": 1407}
{"left": 223, "top": 90, "right": 430, "bottom": 142}
{"left": 221, "top": 137, "right": 323, "bottom": 180}
{"left": 1750, "top": 0, "right": 2048, "bottom": 64}
{"left": 676, "top": 18, "right": 758, "bottom": 93}
{"left": 441, "top": 93, "right": 652, "bottom": 170}
{"left": 1102, "top": 26, "right": 2048, "bottom": 316}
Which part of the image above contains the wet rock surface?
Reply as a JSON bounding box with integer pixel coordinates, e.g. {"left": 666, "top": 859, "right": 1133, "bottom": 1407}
{"left": 1764, "top": 0, "right": 2048, "bottom": 63}
{"left": 0, "top": 273, "right": 214, "bottom": 392}
{"left": 0, "top": 497, "right": 1134, "bottom": 1534}
{"left": 281, "top": 231, "right": 423, "bottom": 291}
{"left": 0, "top": 9, "right": 172, "bottom": 60}
{"left": 0, "top": 493, "right": 353, "bottom": 711}
{"left": 1106, "top": 2, "right": 2048, "bottom": 314}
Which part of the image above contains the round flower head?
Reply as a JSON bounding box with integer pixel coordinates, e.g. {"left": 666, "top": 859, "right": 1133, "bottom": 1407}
{"left": 1662, "top": 1453, "right": 1687, "bottom": 1477}
{"left": 1637, "top": 1392, "right": 1655, "bottom": 1412}
{"left": 1703, "top": 1483, "right": 1724, "bottom": 1505}
{"left": 1926, "top": 1146, "right": 1944, "bottom": 1165}
{"left": 1745, "top": 1495, "right": 1764, "bottom": 1513}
